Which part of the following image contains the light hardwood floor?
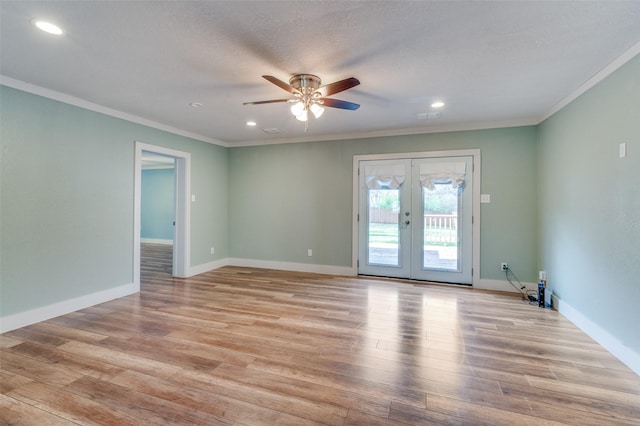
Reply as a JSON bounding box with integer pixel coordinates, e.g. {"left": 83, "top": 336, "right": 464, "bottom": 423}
{"left": 1, "top": 244, "right": 639, "bottom": 425}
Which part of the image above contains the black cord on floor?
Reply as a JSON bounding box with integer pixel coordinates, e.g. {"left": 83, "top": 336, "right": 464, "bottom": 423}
{"left": 504, "top": 266, "right": 537, "bottom": 304}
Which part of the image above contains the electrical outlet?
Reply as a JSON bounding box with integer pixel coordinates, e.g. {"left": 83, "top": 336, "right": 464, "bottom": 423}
{"left": 307, "top": 249, "right": 313, "bottom": 257}
{"left": 501, "top": 262, "right": 508, "bottom": 271}
{"left": 210, "top": 247, "right": 215, "bottom": 255}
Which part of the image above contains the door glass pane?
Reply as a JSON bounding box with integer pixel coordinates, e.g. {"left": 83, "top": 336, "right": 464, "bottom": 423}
{"left": 422, "top": 181, "right": 460, "bottom": 271}
{"left": 367, "top": 188, "right": 400, "bottom": 266}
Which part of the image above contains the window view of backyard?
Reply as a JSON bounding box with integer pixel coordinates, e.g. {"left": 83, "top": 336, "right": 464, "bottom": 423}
{"left": 367, "top": 183, "right": 460, "bottom": 270}
{"left": 367, "top": 189, "right": 400, "bottom": 266}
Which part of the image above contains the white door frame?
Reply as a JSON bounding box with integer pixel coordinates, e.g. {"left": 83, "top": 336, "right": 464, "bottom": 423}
{"left": 352, "top": 149, "right": 481, "bottom": 286}
{"left": 134, "top": 142, "right": 191, "bottom": 289}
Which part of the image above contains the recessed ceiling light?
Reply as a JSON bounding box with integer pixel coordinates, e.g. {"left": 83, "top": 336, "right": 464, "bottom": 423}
{"left": 33, "top": 20, "right": 63, "bottom": 35}
{"left": 189, "top": 102, "right": 203, "bottom": 108}
{"left": 246, "top": 121, "right": 257, "bottom": 126}
{"left": 431, "top": 101, "right": 445, "bottom": 108}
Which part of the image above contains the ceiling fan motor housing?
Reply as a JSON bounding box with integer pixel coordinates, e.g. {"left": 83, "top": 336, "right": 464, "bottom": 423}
{"left": 289, "top": 74, "right": 321, "bottom": 92}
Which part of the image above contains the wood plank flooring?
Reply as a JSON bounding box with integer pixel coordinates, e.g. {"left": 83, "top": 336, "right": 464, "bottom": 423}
{"left": 2, "top": 243, "right": 639, "bottom": 425}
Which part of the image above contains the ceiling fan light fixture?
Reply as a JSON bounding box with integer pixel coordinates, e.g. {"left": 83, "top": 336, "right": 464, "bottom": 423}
{"left": 310, "top": 103, "right": 324, "bottom": 119}
{"left": 290, "top": 101, "right": 305, "bottom": 117}
{"left": 295, "top": 109, "right": 308, "bottom": 122}
{"left": 245, "top": 74, "right": 360, "bottom": 131}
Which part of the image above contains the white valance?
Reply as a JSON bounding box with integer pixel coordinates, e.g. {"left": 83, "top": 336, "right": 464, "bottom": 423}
{"left": 419, "top": 162, "right": 466, "bottom": 190}
{"left": 364, "top": 164, "right": 406, "bottom": 189}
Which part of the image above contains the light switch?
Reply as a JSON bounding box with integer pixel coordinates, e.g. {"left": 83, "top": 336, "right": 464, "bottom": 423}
{"left": 191, "top": 194, "right": 196, "bottom": 202}
{"left": 619, "top": 142, "right": 626, "bottom": 158}
{"left": 480, "top": 194, "right": 491, "bottom": 203}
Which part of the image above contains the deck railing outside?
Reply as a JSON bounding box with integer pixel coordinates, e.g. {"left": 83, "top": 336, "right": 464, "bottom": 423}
{"left": 367, "top": 209, "right": 458, "bottom": 246}
{"left": 424, "top": 213, "right": 458, "bottom": 244}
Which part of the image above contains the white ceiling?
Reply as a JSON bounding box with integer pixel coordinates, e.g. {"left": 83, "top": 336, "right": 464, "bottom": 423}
{"left": 2, "top": 1, "right": 639, "bottom": 147}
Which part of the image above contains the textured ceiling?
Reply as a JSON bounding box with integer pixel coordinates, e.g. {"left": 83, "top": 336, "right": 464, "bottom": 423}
{"left": 1, "top": 1, "right": 640, "bottom": 146}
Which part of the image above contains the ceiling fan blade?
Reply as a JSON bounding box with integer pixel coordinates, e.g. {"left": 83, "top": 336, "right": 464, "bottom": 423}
{"left": 262, "top": 75, "right": 299, "bottom": 94}
{"left": 320, "top": 98, "right": 360, "bottom": 110}
{"left": 243, "top": 99, "right": 290, "bottom": 105}
{"left": 318, "top": 77, "right": 360, "bottom": 97}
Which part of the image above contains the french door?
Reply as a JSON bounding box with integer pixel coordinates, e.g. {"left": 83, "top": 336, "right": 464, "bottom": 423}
{"left": 357, "top": 155, "right": 473, "bottom": 284}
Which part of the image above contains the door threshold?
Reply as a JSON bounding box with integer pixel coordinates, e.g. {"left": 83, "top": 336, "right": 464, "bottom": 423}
{"left": 358, "top": 274, "right": 472, "bottom": 287}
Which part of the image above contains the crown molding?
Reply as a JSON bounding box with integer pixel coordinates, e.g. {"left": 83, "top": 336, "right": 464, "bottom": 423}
{"left": 0, "top": 75, "right": 229, "bottom": 148}
{"left": 1, "top": 74, "right": 537, "bottom": 148}
{"left": 230, "top": 118, "right": 538, "bottom": 148}
{"left": 5, "top": 34, "right": 639, "bottom": 150}
{"left": 540, "top": 40, "right": 640, "bottom": 123}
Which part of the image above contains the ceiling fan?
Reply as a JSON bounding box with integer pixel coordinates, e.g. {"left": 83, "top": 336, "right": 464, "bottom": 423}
{"left": 243, "top": 74, "right": 360, "bottom": 131}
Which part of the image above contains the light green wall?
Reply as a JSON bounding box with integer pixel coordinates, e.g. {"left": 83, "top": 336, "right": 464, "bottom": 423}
{"left": 3, "top": 54, "right": 636, "bottom": 365}
{"left": 229, "top": 126, "right": 538, "bottom": 281}
{"left": 4, "top": 52, "right": 637, "bottom": 366}
{"left": 538, "top": 55, "right": 640, "bottom": 356}
{"left": 141, "top": 168, "right": 175, "bottom": 241}
{"left": 0, "top": 86, "right": 228, "bottom": 317}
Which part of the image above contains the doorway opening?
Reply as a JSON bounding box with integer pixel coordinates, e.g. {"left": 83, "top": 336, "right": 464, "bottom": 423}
{"left": 140, "top": 152, "right": 175, "bottom": 276}
{"left": 133, "top": 142, "right": 191, "bottom": 289}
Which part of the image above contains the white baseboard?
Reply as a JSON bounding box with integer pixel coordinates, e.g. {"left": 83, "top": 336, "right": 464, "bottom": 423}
{"left": 228, "top": 258, "right": 356, "bottom": 276}
{"left": 555, "top": 296, "right": 640, "bottom": 375}
{"left": 188, "top": 262, "right": 531, "bottom": 289}
{"left": 5, "top": 266, "right": 636, "bottom": 376}
{"left": 187, "top": 258, "right": 230, "bottom": 276}
{"left": 140, "top": 238, "right": 173, "bottom": 245}
{"left": 183, "top": 257, "right": 355, "bottom": 278}
{"left": 432, "top": 277, "right": 640, "bottom": 374}
{"left": 476, "top": 278, "right": 537, "bottom": 293}
{"left": 0, "top": 282, "right": 138, "bottom": 333}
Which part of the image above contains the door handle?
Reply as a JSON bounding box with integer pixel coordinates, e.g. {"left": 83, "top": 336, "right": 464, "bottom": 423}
{"left": 402, "top": 211, "right": 411, "bottom": 228}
